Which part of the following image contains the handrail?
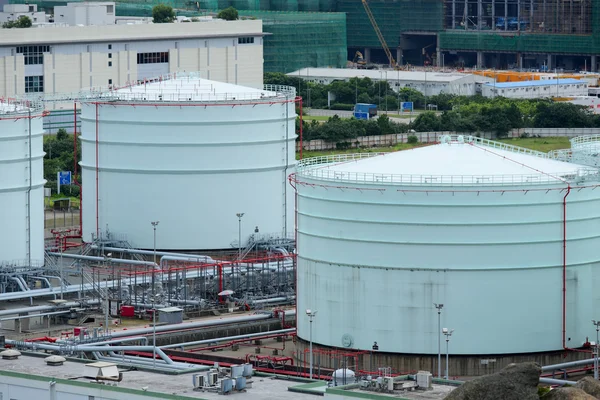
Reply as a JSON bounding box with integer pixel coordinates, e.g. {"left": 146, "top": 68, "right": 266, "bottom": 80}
{"left": 295, "top": 135, "right": 600, "bottom": 187}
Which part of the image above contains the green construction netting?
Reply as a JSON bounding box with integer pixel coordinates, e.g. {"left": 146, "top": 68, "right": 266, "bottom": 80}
{"left": 241, "top": 11, "right": 346, "bottom": 72}
{"left": 438, "top": 31, "right": 600, "bottom": 54}
{"left": 336, "top": 0, "right": 443, "bottom": 48}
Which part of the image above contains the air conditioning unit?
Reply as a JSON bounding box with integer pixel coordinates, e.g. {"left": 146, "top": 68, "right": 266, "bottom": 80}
{"left": 192, "top": 374, "right": 206, "bottom": 389}
{"left": 208, "top": 372, "right": 218, "bottom": 386}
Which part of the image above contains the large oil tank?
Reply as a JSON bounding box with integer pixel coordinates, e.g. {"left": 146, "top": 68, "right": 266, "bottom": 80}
{"left": 0, "top": 101, "right": 46, "bottom": 265}
{"left": 80, "top": 73, "right": 296, "bottom": 250}
{"left": 293, "top": 135, "right": 600, "bottom": 357}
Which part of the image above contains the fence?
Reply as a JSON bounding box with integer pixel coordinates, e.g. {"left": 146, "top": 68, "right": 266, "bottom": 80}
{"left": 296, "top": 128, "right": 600, "bottom": 151}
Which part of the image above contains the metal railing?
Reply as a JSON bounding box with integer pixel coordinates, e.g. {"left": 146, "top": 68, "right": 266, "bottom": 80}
{"left": 296, "top": 136, "right": 600, "bottom": 187}
{"left": 570, "top": 134, "right": 600, "bottom": 152}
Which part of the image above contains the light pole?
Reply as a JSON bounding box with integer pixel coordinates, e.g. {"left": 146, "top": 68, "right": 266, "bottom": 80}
{"left": 443, "top": 328, "right": 454, "bottom": 380}
{"left": 434, "top": 303, "right": 444, "bottom": 378}
{"left": 593, "top": 320, "right": 600, "bottom": 380}
{"left": 236, "top": 213, "right": 244, "bottom": 260}
{"left": 306, "top": 309, "right": 317, "bottom": 379}
{"left": 150, "top": 221, "right": 159, "bottom": 370}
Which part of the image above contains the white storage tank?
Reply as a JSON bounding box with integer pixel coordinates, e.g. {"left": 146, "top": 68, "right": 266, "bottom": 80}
{"left": 79, "top": 73, "right": 296, "bottom": 250}
{"left": 566, "top": 134, "right": 600, "bottom": 167}
{"left": 0, "top": 100, "right": 45, "bottom": 266}
{"left": 293, "top": 135, "right": 600, "bottom": 356}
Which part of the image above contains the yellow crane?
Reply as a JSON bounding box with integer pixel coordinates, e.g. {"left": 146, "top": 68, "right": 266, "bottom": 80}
{"left": 361, "top": 0, "right": 397, "bottom": 68}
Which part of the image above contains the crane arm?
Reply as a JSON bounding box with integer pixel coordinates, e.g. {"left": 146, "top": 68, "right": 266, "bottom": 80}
{"left": 361, "top": 0, "right": 396, "bottom": 68}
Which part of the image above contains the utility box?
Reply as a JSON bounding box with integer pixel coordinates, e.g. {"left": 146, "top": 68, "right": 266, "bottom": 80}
{"left": 83, "top": 362, "right": 119, "bottom": 380}
{"left": 158, "top": 307, "right": 183, "bottom": 324}
{"left": 416, "top": 371, "right": 433, "bottom": 390}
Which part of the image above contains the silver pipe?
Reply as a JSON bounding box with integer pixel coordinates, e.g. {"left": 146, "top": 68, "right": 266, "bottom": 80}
{"left": 89, "top": 246, "right": 216, "bottom": 263}
{"left": 0, "top": 300, "right": 99, "bottom": 317}
{"left": 169, "top": 299, "right": 204, "bottom": 306}
{"left": 35, "top": 276, "right": 54, "bottom": 289}
{"left": 251, "top": 296, "right": 295, "bottom": 305}
{"left": 539, "top": 377, "right": 578, "bottom": 386}
{"left": 542, "top": 357, "right": 598, "bottom": 371}
{"left": 61, "top": 336, "right": 149, "bottom": 346}
{"left": 108, "top": 313, "right": 274, "bottom": 338}
{"left": 95, "top": 354, "right": 198, "bottom": 370}
{"left": 10, "top": 277, "right": 29, "bottom": 292}
{"left": 160, "top": 328, "right": 295, "bottom": 349}
{"left": 47, "top": 253, "right": 159, "bottom": 269}
{"left": 0, "top": 310, "right": 71, "bottom": 321}
{"left": 6, "top": 340, "right": 174, "bottom": 365}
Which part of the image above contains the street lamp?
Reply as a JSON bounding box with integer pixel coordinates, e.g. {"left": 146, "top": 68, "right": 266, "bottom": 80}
{"left": 593, "top": 320, "right": 600, "bottom": 379}
{"left": 443, "top": 328, "right": 454, "bottom": 380}
{"left": 236, "top": 213, "right": 244, "bottom": 260}
{"left": 150, "top": 221, "right": 159, "bottom": 370}
{"left": 306, "top": 309, "right": 317, "bottom": 379}
{"left": 434, "top": 303, "right": 444, "bottom": 378}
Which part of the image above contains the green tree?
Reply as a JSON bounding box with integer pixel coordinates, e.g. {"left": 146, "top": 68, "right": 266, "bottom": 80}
{"left": 44, "top": 129, "right": 81, "bottom": 195}
{"left": 411, "top": 111, "right": 441, "bottom": 132}
{"left": 217, "top": 7, "right": 239, "bottom": 20}
{"left": 533, "top": 102, "right": 593, "bottom": 128}
{"left": 152, "top": 4, "right": 175, "bottom": 23}
{"left": 3, "top": 15, "right": 32, "bottom": 28}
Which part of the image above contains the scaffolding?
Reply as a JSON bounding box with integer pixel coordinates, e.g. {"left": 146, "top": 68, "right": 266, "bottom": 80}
{"left": 337, "top": 0, "right": 443, "bottom": 49}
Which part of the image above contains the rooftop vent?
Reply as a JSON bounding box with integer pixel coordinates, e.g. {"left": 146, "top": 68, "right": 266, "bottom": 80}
{"left": 45, "top": 355, "right": 66, "bottom": 366}
{"left": 84, "top": 362, "right": 123, "bottom": 382}
{"left": 1, "top": 349, "right": 21, "bottom": 360}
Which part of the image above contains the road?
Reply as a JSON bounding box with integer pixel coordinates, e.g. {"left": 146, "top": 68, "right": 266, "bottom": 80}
{"left": 305, "top": 108, "right": 415, "bottom": 124}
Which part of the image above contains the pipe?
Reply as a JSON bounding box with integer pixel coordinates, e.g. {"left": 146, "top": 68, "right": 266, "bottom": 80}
{"left": 250, "top": 296, "right": 294, "bottom": 305}
{"left": 73, "top": 101, "right": 82, "bottom": 238}
{"left": 90, "top": 246, "right": 216, "bottom": 263}
{"left": 6, "top": 340, "right": 175, "bottom": 365}
{"left": 0, "top": 300, "right": 99, "bottom": 317}
{"left": 36, "top": 276, "right": 55, "bottom": 289}
{"left": 0, "top": 310, "right": 71, "bottom": 321}
{"left": 169, "top": 299, "right": 205, "bottom": 306}
{"left": 160, "top": 328, "right": 296, "bottom": 350}
{"left": 10, "top": 277, "right": 29, "bottom": 292}
{"left": 47, "top": 253, "right": 159, "bottom": 268}
{"left": 62, "top": 336, "right": 149, "bottom": 346}
{"left": 95, "top": 102, "right": 99, "bottom": 237}
{"left": 542, "top": 357, "right": 599, "bottom": 372}
{"left": 562, "top": 185, "right": 571, "bottom": 350}
{"left": 161, "top": 255, "right": 216, "bottom": 269}
{"left": 108, "top": 313, "right": 275, "bottom": 338}
{"left": 539, "top": 377, "right": 578, "bottom": 386}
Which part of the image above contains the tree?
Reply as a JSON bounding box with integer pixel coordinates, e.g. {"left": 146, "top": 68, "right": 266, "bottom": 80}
{"left": 411, "top": 111, "right": 441, "bottom": 132}
{"left": 218, "top": 7, "right": 239, "bottom": 21}
{"left": 152, "top": 4, "right": 175, "bottom": 23}
{"left": 3, "top": 15, "right": 32, "bottom": 28}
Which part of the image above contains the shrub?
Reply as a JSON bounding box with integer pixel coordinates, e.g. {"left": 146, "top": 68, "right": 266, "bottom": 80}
{"left": 407, "top": 135, "right": 418, "bottom": 144}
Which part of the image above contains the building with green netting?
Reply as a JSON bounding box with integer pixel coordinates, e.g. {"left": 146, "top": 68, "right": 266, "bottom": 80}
{"left": 10, "top": 0, "right": 600, "bottom": 72}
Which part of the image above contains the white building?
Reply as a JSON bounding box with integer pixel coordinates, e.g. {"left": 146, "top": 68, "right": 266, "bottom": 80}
{"left": 0, "top": 4, "right": 46, "bottom": 25}
{"left": 482, "top": 79, "right": 588, "bottom": 99}
{"left": 0, "top": 20, "right": 264, "bottom": 98}
{"left": 287, "top": 67, "right": 493, "bottom": 96}
{"left": 54, "top": 2, "right": 115, "bottom": 26}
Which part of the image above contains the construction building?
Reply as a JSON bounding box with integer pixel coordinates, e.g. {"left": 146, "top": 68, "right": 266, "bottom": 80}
{"left": 481, "top": 78, "right": 588, "bottom": 98}
{"left": 0, "top": 19, "right": 263, "bottom": 97}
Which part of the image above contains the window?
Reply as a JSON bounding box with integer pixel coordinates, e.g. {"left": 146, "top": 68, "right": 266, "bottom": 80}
{"left": 108, "top": 79, "right": 112, "bottom": 85}
{"left": 108, "top": 44, "right": 112, "bottom": 50}
{"left": 108, "top": 61, "right": 112, "bottom": 67}
{"left": 108, "top": 53, "right": 112, "bottom": 59}
{"left": 238, "top": 37, "right": 254, "bottom": 44}
{"left": 25, "top": 76, "right": 44, "bottom": 93}
{"left": 136, "top": 52, "right": 169, "bottom": 64}
{"left": 28, "top": 5, "right": 34, "bottom": 11}
{"left": 16, "top": 45, "right": 50, "bottom": 65}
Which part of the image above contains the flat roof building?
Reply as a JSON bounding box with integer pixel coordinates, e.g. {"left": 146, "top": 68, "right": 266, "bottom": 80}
{"left": 288, "top": 67, "right": 493, "bottom": 96}
{"left": 482, "top": 78, "right": 588, "bottom": 99}
{"left": 0, "top": 20, "right": 264, "bottom": 98}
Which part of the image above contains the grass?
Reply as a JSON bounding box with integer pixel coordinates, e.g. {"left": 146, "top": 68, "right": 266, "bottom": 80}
{"left": 496, "top": 136, "right": 571, "bottom": 152}
{"left": 302, "top": 115, "right": 331, "bottom": 122}
{"left": 297, "top": 137, "right": 572, "bottom": 159}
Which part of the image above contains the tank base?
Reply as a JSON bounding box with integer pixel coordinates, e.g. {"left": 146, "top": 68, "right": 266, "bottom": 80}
{"left": 294, "top": 338, "right": 592, "bottom": 378}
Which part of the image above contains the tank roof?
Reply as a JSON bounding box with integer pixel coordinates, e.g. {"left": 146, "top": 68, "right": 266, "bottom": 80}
{"left": 108, "top": 73, "right": 286, "bottom": 102}
{"left": 296, "top": 136, "right": 599, "bottom": 187}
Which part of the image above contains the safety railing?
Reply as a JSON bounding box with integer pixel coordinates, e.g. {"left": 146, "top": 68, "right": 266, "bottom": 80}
{"left": 570, "top": 134, "right": 600, "bottom": 152}
{"left": 296, "top": 152, "right": 600, "bottom": 187}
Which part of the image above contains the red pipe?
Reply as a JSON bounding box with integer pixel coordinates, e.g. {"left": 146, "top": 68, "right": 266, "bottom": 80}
{"left": 188, "top": 332, "right": 294, "bottom": 352}
{"left": 25, "top": 336, "right": 57, "bottom": 343}
{"left": 73, "top": 102, "right": 83, "bottom": 238}
{"left": 298, "top": 97, "right": 303, "bottom": 159}
{"left": 562, "top": 186, "right": 571, "bottom": 351}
